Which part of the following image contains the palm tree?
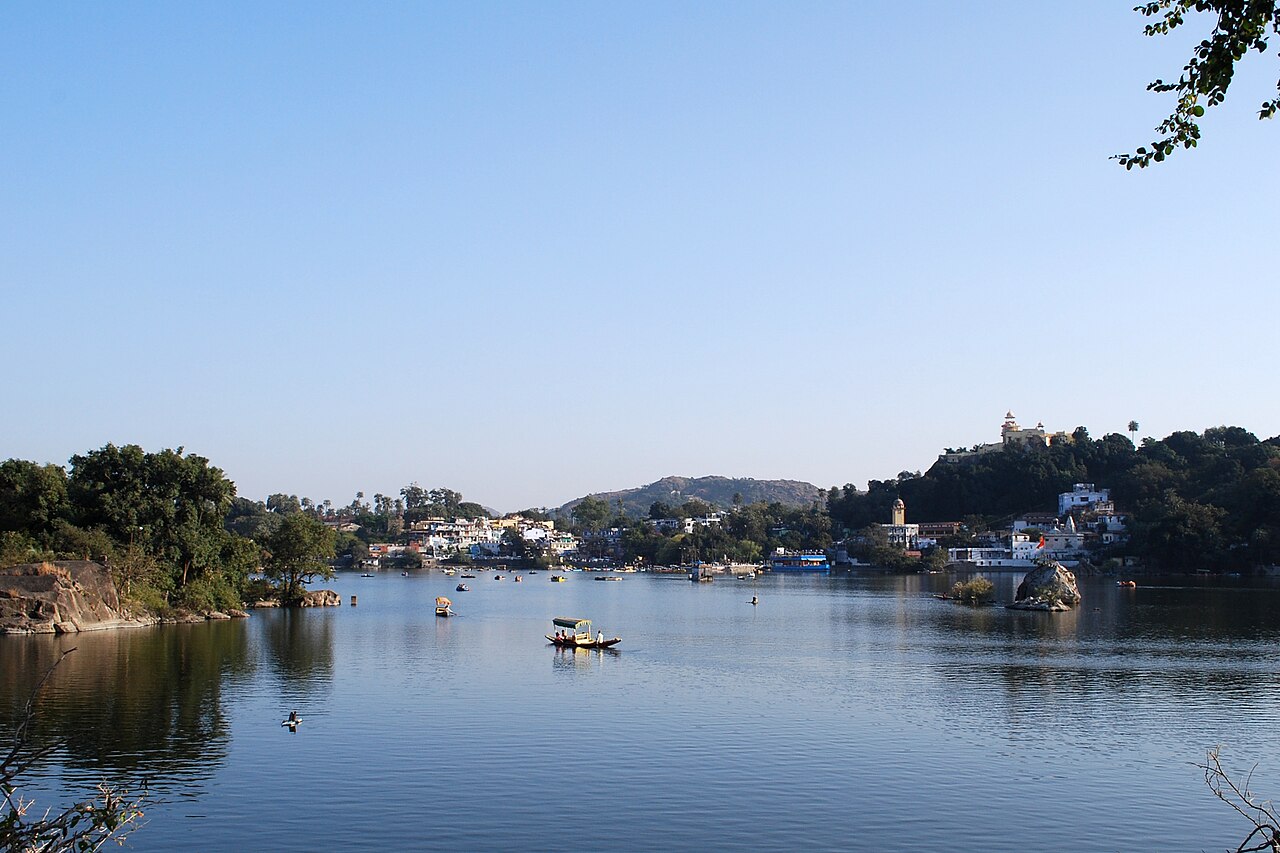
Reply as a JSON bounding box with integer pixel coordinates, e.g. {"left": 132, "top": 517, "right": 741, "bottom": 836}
{"left": 1128, "top": 420, "right": 1139, "bottom": 446}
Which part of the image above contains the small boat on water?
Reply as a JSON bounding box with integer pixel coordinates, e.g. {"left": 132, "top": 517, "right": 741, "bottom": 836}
{"left": 595, "top": 575, "right": 621, "bottom": 581}
{"left": 435, "top": 596, "right": 456, "bottom": 617}
{"left": 455, "top": 583, "right": 469, "bottom": 592}
{"left": 443, "top": 569, "right": 456, "bottom": 576}
{"left": 546, "top": 616, "right": 620, "bottom": 649}
{"left": 494, "top": 575, "right": 504, "bottom": 581}
{"left": 360, "top": 573, "right": 375, "bottom": 578}
{"left": 461, "top": 574, "right": 476, "bottom": 579}
{"left": 551, "top": 575, "right": 566, "bottom": 583}
{"left": 514, "top": 575, "right": 523, "bottom": 583}
{"left": 1117, "top": 580, "right": 1137, "bottom": 588}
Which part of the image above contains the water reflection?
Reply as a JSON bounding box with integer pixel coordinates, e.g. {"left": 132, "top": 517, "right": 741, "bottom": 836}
{"left": 261, "top": 609, "right": 335, "bottom": 684}
{"left": 0, "top": 622, "right": 251, "bottom": 779}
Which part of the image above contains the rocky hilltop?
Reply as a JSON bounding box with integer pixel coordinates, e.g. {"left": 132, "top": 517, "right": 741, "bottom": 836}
{"left": 0, "top": 561, "right": 156, "bottom": 635}
{"left": 559, "top": 475, "right": 823, "bottom": 517}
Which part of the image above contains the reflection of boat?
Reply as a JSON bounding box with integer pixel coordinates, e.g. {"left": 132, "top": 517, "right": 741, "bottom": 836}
{"left": 435, "top": 596, "right": 456, "bottom": 617}
{"left": 551, "top": 576, "right": 566, "bottom": 583}
{"left": 455, "top": 583, "right": 469, "bottom": 592}
{"left": 546, "top": 617, "right": 621, "bottom": 648}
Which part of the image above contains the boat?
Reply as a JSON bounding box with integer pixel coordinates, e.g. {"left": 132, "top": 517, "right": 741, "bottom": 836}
{"left": 595, "top": 575, "right": 621, "bottom": 581}
{"left": 514, "top": 576, "right": 523, "bottom": 583}
{"left": 546, "top": 617, "right": 620, "bottom": 649}
{"left": 360, "top": 573, "right": 375, "bottom": 578}
{"left": 1117, "top": 580, "right": 1137, "bottom": 588}
{"left": 455, "top": 583, "right": 469, "bottom": 592}
{"left": 494, "top": 575, "right": 504, "bottom": 581}
{"left": 551, "top": 575, "right": 566, "bottom": 583}
{"left": 443, "top": 569, "right": 456, "bottom": 576}
{"left": 769, "top": 551, "right": 830, "bottom": 573}
{"left": 435, "top": 596, "right": 456, "bottom": 617}
{"left": 461, "top": 574, "right": 476, "bottom": 579}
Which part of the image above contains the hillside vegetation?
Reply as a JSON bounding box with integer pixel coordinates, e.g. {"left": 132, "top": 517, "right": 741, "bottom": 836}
{"left": 558, "top": 475, "right": 822, "bottom": 518}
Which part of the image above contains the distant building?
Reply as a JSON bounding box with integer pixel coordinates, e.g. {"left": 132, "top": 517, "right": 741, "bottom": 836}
{"left": 1058, "top": 484, "right": 1111, "bottom": 517}
{"left": 882, "top": 498, "right": 919, "bottom": 549}
{"left": 918, "top": 521, "right": 962, "bottom": 539}
{"left": 939, "top": 412, "right": 1072, "bottom": 463}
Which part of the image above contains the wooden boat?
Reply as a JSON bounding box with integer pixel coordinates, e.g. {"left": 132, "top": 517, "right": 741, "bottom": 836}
{"left": 435, "top": 596, "right": 456, "bottom": 617}
{"left": 546, "top": 617, "right": 621, "bottom": 649}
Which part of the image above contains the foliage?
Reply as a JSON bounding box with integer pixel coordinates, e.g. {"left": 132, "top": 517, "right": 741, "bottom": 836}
{"left": 262, "top": 513, "right": 336, "bottom": 603}
{"left": 828, "top": 425, "right": 1280, "bottom": 571}
{"left": 1118, "top": 1, "right": 1280, "bottom": 168}
{"left": 399, "top": 485, "right": 488, "bottom": 524}
{"left": 561, "top": 475, "right": 824, "bottom": 520}
{"left": 2, "top": 650, "right": 146, "bottom": 852}
{"left": 949, "top": 576, "right": 995, "bottom": 604}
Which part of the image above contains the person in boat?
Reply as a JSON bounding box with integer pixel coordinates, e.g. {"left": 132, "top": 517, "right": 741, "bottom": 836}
{"left": 751, "top": 596, "right": 758, "bottom": 605}
{"left": 288, "top": 710, "right": 299, "bottom": 724}
{"left": 596, "top": 630, "right": 604, "bottom": 645}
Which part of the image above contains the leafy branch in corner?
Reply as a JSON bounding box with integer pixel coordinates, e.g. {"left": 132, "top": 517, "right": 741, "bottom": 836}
{"left": 1200, "top": 746, "right": 1280, "bottom": 853}
{"left": 1, "top": 648, "right": 147, "bottom": 852}
{"left": 1117, "top": 0, "right": 1280, "bottom": 168}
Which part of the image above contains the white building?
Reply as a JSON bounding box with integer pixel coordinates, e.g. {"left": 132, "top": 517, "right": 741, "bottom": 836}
{"left": 1058, "top": 483, "right": 1111, "bottom": 517}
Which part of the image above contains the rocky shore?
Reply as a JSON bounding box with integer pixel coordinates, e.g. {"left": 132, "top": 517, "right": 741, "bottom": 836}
{"left": 0, "top": 561, "right": 276, "bottom": 634}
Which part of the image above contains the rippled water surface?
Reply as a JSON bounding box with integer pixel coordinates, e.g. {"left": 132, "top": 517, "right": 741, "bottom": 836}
{"left": 4, "top": 571, "right": 1280, "bottom": 852}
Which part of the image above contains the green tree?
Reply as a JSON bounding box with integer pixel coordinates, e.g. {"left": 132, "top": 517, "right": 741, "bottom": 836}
{"left": 0, "top": 460, "right": 69, "bottom": 545}
{"left": 572, "top": 496, "right": 611, "bottom": 532}
{"left": 262, "top": 513, "right": 337, "bottom": 604}
{"left": 1118, "top": 1, "right": 1280, "bottom": 168}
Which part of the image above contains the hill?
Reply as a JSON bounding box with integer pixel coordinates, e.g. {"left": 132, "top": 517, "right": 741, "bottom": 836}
{"left": 557, "top": 475, "right": 823, "bottom": 518}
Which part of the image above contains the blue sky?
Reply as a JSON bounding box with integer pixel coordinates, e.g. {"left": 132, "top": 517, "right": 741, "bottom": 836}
{"left": 3, "top": 2, "right": 1277, "bottom": 512}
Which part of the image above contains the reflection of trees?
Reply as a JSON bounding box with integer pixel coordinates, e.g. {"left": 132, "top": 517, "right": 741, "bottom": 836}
{"left": 261, "top": 609, "right": 335, "bottom": 684}
{"left": 0, "top": 622, "right": 253, "bottom": 777}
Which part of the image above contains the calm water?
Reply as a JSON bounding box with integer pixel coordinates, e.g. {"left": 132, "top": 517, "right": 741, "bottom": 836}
{"left": 4, "top": 570, "right": 1280, "bottom": 852}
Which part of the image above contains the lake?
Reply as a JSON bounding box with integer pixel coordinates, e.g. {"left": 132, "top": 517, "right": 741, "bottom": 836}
{"left": 4, "top": 569, "right": 1280, "bottom": 852}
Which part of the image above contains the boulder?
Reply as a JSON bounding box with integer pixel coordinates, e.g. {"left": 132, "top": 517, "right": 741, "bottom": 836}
{"left": 0, "top": 561, "right": 155, "bottom": 634}
{"left": 299, "top": 589, "right": 342, "bottom": 607}
{"left": 227, "top": 609, "right": 250, "bottom": 619}
{"left": 207, "top": 611, "right": 231, "bottom": 620}
{"left": 1008, "top": 560, "right": 1081, "bottom": 611}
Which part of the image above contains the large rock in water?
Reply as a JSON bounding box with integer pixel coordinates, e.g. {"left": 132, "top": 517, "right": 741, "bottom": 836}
{"left": 1009, "top": 560, "right": 1081, "bottom": 612}
{"left": 299, "top": 589, "right": 341, "bottom": 607}
{"left": 0, "top": 561, "right": 155, "bottom": 634}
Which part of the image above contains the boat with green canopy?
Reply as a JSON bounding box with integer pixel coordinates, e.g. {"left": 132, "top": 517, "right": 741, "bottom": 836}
{"left": 546, "top": 616, "right": 620, "bottom": 648}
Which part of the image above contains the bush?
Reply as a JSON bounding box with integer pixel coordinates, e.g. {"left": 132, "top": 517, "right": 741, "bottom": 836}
{"left": 950, "top": 576, "right": 994, "bottom": 604}
{"left": 174, "top": 572, "right": 241, "bottom": 612}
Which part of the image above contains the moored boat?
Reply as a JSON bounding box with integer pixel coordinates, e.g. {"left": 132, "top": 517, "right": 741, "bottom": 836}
{"left": 435, "top": 596, "right": 455, "bottom": 617}
{"left": 455, "top": 583, "right": 469, "bottom": 592}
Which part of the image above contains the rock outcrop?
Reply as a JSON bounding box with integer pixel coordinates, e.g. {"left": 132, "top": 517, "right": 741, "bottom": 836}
{"left": 300, "top": 589, "right": 342, "bottom": 607}
{"left": 0, "top": 561, "right": 156, "bottom": 634}
{"left": 1008, "top": 560, "right": 1081, "bottom": 611}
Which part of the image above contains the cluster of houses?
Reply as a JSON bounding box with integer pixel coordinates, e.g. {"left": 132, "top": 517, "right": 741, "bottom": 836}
{"left": 871, "top": 483, "right": 1127, "bottom": 569}
{"left": 327, "top": 515, "right": 582, "bottom": 567}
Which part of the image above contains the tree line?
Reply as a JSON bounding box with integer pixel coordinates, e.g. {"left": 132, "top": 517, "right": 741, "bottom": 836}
{"left": 827, "top": 425, "right": 1280, "bottom": 571}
